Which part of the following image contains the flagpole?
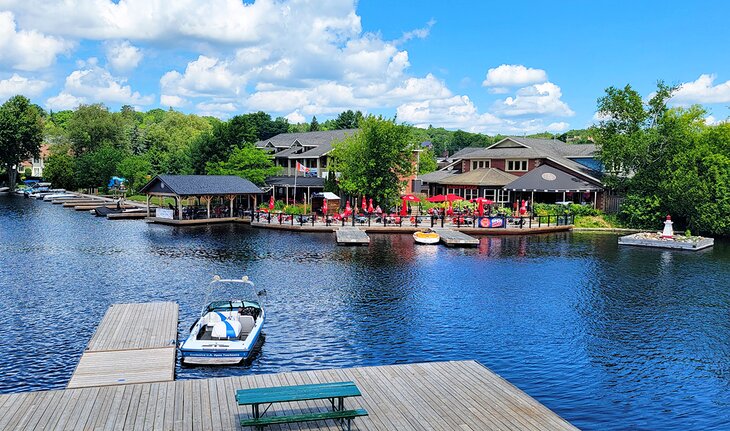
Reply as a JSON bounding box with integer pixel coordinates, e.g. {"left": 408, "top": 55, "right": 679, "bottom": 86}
{"left": 293, "top": 161, "right": 298, "bottom": 207}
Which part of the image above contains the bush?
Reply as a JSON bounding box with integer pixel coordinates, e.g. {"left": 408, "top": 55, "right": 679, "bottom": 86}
{"left": 568, "top": 203, "right": 601, "bottom": 216}
{"left": 618, "top": 194, "right": 666, "bottom": 229}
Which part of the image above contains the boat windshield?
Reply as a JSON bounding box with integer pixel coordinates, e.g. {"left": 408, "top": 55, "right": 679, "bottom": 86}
{"left": 201, "top": 276, "right": 261, "bottom": 315}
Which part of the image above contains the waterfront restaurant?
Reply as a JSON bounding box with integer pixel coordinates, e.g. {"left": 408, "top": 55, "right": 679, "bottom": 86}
{"left": 140, "top": 175, "right": 263, "bottom": 223}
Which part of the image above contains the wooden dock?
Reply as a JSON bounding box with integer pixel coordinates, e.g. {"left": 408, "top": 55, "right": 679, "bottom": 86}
{"left": 0, "top": 360, "right": 577, "bottom": 430}
{"left": 67, "top": 302, "right": 179, "bottom": 389}
{"left": 336, "top": 227, "right": 370, "bottom": 245}
{"left": 432, "top": 228, "right": 480, "bottom": 247}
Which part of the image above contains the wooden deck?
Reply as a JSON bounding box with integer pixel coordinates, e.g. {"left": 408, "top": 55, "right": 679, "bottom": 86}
{"left": 0, "top": 360, "right": 577, "bottom": 431}
{"left": 67, "top": 302, "right": 179, "bottom": 389}
{"left": 336, "top": 227, "right": 371, "bottom": 245}
{"left": 432, "top": 228, "right": 480, "bottom": 247}
{"left": 145, "top": 217, "right": 239, "bottom": 225}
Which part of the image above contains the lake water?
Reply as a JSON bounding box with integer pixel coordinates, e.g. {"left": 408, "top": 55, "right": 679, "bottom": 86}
{"left": 1, "top": 196, "right": 729, "bottom": 430}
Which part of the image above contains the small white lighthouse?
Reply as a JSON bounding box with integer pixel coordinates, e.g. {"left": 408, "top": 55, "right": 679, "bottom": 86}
{"left": 661, "top": 215, "right": 674, "bottom": 239}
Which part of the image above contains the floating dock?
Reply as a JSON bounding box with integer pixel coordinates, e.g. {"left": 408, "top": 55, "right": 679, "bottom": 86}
{"left": 336, "top": 226, "right": 371, "bottom": 245}
{"left": 0, "top": 360, "right": 577, "bottom": 430}
{"left": 432, "top": 228, "right": 480, "bottom": 247}
{"left": 67, "top": 302, "right": 179, "bottom": 389}
{"left": 618, "top": 233, "right": 714, "bottom": 250}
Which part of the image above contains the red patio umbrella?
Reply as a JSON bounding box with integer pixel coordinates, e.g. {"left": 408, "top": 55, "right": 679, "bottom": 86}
{"left": 268, "top": 196, "right": 275, "bottom": 211}
{"left": 446, "top": 193, "right": 463, "bottom": 202}
{"left": 322, "top": 199, "right": 328, "bottom": 215}
{"left": 368, "top": 198, "right": 374, "bottom": 213}
{"left": 345, "top": 200, "right": 352, "bottom": 216}
{"left": 361, "top": 196, "right": 367, "bottom": 212}
{"left": 427, "top": 194, "right": 446, "bottom": 203}
{"left": 401, "top": 194, "right": 420, "bottom": 202}
{"left": 400, "top": 200, "right": 408, "bottom": 216}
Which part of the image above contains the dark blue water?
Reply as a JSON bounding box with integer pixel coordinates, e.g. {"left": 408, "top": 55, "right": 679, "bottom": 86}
{"left": 1, "top": 196, "right": 729, "bottom": 430}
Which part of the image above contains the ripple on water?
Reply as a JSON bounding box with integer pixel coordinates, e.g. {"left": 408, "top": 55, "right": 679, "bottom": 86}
{"left": 1, "top": 197, "right": 730, "bottom": 430}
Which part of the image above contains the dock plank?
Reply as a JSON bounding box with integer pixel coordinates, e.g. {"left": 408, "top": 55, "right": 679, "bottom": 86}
{"left": 6, "top": 361, "right": 578, "bottom": 431}
{"left": 432, "top": 228, "right": 479, "bottom": 246}
{"left": 335, "top": 227, "right": 370, "bottom": 245}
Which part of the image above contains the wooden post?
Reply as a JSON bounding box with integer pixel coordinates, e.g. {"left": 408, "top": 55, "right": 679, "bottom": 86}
{"left": 146, "top": 194, "right": 150, "bottom": 217}
{"left": 228, "top": 195, "right": 235, "bottom": 217}
{"left": 176, "top": 196, "right": 182, "bottom": 220}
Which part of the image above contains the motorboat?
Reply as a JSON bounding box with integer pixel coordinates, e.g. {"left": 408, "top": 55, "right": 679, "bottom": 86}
{"left": 0, "top": 187, "right": 9, "bottom": 195}
{"left": 413, "top": 229, "right": 440, "bottom": 245}
{"left": 43, "top": 193, "right": 75, "bottom": 201}
{"left": 180, "top": 275, "right": 265, "bottom": 365}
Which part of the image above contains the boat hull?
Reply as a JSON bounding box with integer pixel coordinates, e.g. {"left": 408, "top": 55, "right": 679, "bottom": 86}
{"left": 413, "top": 232, "right": 440, "bottom": 244}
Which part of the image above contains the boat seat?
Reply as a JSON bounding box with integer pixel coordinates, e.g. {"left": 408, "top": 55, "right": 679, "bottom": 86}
{"left": 206, "top": 311, "right": 233, "bottom": 327}
{"left": 211, "top": 319, "right": 241, "bottom": 339}
{"left": 239, "top": 315, "right": 255, "bottom": 336}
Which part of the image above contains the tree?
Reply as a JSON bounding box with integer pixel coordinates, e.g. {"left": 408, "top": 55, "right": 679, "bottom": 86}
{"left": 67, "top": 104, "right": 125, "bottom": 154}
{"left": 205, "top": 145, "right": 281, "bottom": 185}
{"left": 309, "top": 116, "right": 320, "bottom": 132}
{"left": 324, "top": 169, "right": 338, "bottom": 193}
{"left": 74, "top": 145, "right": 126, "bottom": 190}
{"left": 334, "top": 110, "right": 363, "bottom": 129}
{"left": 43, "top": 152, "right": 76, "bottom": 190}
{"left": 190, "top": 123, "right": 233, "bottom": 174}
{"left": 0, "top": 95, "right": 44, "bottom": 188}
{"left": 118, "top": 155, "right": 152, "bottom": 194}
{"left": 418, "top": 148, "right": 438, "bottom": 174}
{"left": 330, "top": 116, "right": 416, "bottom": 207}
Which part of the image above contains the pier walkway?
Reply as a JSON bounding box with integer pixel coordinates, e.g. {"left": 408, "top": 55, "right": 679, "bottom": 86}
{"left": 432, "top": 228, "right": 480, "bottom": 247}
{"left": 0, "top": 360, "right": 577, "bottom": 431}
{"left": 336, "top": 227, "right": 371, "bottom": 245}
{"left": 67, "top": 302, "right": 178, "bottom": 389}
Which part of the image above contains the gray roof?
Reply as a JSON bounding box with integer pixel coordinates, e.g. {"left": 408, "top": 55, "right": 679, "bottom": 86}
{"left": 438, "top": 168, "right": 518, "bottom": 187}
{"left": 418, "top": 170, "right": 459, "bottom": 183}
{"left": 452, "top": 137, "right": 601, "bottom": 182}
{"left": 265, "top": 176, "right": 326, "bottom": 187}
{"left": 140, "top": 175, "right": 262, "bottom": 196}
{"left": 504, "top": 164, "right": 602, "bottom": 192}
{"left": 255, "top": 130, "right": 358, "bottom": 159}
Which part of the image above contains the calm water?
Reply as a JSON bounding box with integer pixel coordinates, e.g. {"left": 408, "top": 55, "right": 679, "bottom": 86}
{"left": 1, "top": 196, "right": 729, "bottom": 430}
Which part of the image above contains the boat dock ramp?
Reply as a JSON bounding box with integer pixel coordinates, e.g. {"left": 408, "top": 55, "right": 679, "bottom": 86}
{"left": 67, "top": 302, "right": 178, "bottom": 389}
{"left": 336, "top": 226, "right": 371, "bottom": 245}
{"left": 432, "top": 228, "right": 480, "bottom": 247}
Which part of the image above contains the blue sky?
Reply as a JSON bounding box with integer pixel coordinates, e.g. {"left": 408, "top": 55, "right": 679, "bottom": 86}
{"left": 0, "top": 0, "right": 728, "bottom": 134}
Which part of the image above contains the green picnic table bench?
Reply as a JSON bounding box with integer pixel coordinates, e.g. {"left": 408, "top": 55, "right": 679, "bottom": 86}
{"left": 236, "top": 381, "right": 368, "bottom": 430}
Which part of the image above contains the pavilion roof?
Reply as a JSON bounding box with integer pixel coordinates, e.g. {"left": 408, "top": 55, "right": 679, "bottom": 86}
{"left": 140, "top": 175, "right": 263, "bottom": 196}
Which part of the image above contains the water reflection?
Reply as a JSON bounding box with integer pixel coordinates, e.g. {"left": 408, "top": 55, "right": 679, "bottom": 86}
{"left": 1, "top": 197, "right": 730, "bottom": 430}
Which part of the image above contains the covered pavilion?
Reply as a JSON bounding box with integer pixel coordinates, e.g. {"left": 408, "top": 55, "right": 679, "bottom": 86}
{"left": 140, "top": 175, "right": 262, "bottom": 224}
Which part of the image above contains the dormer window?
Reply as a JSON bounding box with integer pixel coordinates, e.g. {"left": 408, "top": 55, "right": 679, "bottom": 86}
{"left": 471, "top": 160, "right": 490, "bottom": 170}
{"left": 506, "top": 159, "right": 528, "bottom": 172}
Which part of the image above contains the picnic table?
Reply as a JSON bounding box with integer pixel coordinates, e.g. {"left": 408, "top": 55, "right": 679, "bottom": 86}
{"left": 237, "top": 381, "right": 368, "bottom": 430}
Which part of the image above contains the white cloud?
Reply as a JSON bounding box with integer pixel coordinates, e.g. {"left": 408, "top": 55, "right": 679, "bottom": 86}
{"left": 46, "top": 92, "right": 84, "bottom": 110}
{"left": 545, "top": 122, "right": 570, "bottom": 132}
{"left": 0, "top": 74, "right": 50, "bottom": 100}
{"left": 46, "top": 64, "right": 154, "bottom": 108}
{"left": 482, "top": 64, "right": 548, "bottom": 90}
{"left": 494, "top": 82, "right": 574, "bottom": 117}
{"left": 0, "top": 11, "right": 71, "bottom": 71}
{"left": 160, "top": 94, "right": 188, "bottom": 108}
{"left": 105, "top": 40, "right": 143, "bottom": 71}
{"left": 672, "top": 74, "right": 730, "bottom": 105}
{"left": 161, "top": 55, "right": 245, "bottom": 98}
{"left": 285, "top": 110, "right": 305, "bottom": 124}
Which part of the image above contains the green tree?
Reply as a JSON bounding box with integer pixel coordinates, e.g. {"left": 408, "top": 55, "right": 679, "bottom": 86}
{"left": 334, "top": 110, "right": 363, "bottom": 129}
{"left": 67, "top": 104, "right": 125, "bottom": 154}
{"left": 418, "top": 148, "right": 438, "bottom": 174}
{"left": 205, "top": 145, "right": 281, "bottom": 185}
{"left": 309, "top": 116, "right": 320, "bottom": 132}
{"left": 74, "top": 145, "right": 126, "bottom": 190}
{"left": 0, "top": 95, "right": 44, "bottom": 188}
{"left": 330, "top": 116, "right": 416, "bottom": 207}
{"left": 43, "top": 151, "right": 76, "bottom": 190}
{"left": 324, "top": 169, "right": 338, "bottom": 193}
{"left": 118, "top": 155, "right": 152, "bottom": 194}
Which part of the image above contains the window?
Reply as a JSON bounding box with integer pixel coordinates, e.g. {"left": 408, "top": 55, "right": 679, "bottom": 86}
{"left": 463, "top": 189, "right": 477, "bottom": 200}
{"left": 483, "top": 189, "right": 496, "bottom": 201}
{"left": 506, "top": 159, "right": 528, "bottom": 172}
{"left": 471, "top": 160, "right": 490, "bottom": 170}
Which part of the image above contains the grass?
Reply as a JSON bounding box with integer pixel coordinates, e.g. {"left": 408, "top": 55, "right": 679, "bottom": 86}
{"left": 574, "top": 213, "right": 623, "bottom": 228}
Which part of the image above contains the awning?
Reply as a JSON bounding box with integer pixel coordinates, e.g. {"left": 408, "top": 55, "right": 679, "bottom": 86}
{"left": 312, "top": 192, "right": 340, "bottom": 199}
{"left": 504, "top": 164, "right": 602, "bottom": 192}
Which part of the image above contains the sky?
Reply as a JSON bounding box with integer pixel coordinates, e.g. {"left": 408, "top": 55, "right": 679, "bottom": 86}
{"left": 0, "top": 0, "right": 728, "bottom": 135}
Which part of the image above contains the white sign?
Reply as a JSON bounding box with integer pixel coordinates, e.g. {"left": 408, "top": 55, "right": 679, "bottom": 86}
{"left": 156, "top": 208, "right": 174, "bottom": 219}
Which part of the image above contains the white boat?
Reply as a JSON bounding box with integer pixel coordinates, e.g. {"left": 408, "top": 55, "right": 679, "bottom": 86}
{"left": 180, "top": 276, "right": 265, "bottom": 365}
{"left": 0, "top": 187, "right": 9, "bottom": 195}
{"left": 413, "top": 229, "right": 440, "bottom": 244}
{"left": 43, "top": 193, "right": 76, "bottom": 201}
